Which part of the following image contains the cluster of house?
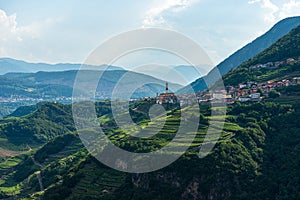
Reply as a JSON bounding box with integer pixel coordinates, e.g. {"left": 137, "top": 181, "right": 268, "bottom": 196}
{"left": 153, "top": 77, "right": 300, "bottom": 106}
{"left": 250, "top": 57, "right": 300, "bottom": 69}
{"left": 196, "top": 77, "right": 300, "bottom": 104}
{"left": 0, "top": 95, "right": 73, "bottom": 104}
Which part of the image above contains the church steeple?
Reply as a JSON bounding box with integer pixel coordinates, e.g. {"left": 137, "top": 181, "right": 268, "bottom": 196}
{"left": 166, "top": 81, "right": 169, "bottom": 95}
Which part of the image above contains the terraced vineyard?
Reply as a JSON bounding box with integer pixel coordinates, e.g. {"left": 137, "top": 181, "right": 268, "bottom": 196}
{"left": 0, "top": 99, "right": 298, "bottom": 199}
{"left": 0, "top": 102, "right": 236, "bottom": 199}
{"left": 100, "top": 104, "right": 237, "bottom": 157}
{"left": 66, "top": 162, "right": 126, "bottom": 200}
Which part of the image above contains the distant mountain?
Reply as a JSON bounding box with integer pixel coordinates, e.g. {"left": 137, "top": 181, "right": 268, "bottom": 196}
{"left": 179, "top": 16, "right": 300, "bottom": 93}
{"left": 1, "top": 70, "right": 181, "bottom": 99}
{"left": 0, "top": 69, "right": 182, "bottom": 117}
{"left": 224, "top": 24, "right": 300, "bottom": 86}
{"left": 0, "top": 58, "right": 124, "bottom": 75}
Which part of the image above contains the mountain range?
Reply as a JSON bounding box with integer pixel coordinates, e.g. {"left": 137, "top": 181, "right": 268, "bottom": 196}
{"left": 0, "top": 57, "right": 203, "bottom": 85}
{"left": 0, "top": 70, "right": 181, "bottom": 100}
{"left": 0, "top": 70, "right": 182, "bottom": 117}
{"left": 0, "top": 58, "right": 124, "bottom": 75}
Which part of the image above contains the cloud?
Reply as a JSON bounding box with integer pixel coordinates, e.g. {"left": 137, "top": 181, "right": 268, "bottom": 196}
{"left": 280, "top": 0, "right": 300, "bottom": 19}
{"left": 142, "top": 0, "right": 199, "bottom": 27}
{"left": 262, "top": 0, "right": 279, "bottom": 23}
{"left": 0, "top": 9, "right": 65, "bottom": 62}
{"left": 0, "top": 9, "right": 38, "bottom": 41}
{"left": 248, "top": 0, "right": 279, "bottom": 23}
{"left": 0, "top": 10, "right": 18, "bottom": 45}
{"left": 0, "top": 9, "right": 38, "bottom": 57}
{"left": 248, "top": 0, "right": 300, "bottom": 23}
{"left": 248, "top": 0, "right": 261, "bottom": 4}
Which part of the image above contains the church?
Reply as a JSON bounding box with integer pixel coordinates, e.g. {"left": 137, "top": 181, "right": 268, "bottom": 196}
{"left": 157, "top": 82, "right": 178, "bottom": 104}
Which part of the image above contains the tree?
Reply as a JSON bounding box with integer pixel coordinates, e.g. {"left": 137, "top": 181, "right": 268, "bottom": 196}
{"left": 257, "top": 88, "right": 263, "bottom": 96}
{"left": 268, "top": 90, "right": 280, "bottom": 98}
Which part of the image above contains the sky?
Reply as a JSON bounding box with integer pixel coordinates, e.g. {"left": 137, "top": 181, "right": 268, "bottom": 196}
{"left": 1, "top": 0, "right": 300, "bottom": 70}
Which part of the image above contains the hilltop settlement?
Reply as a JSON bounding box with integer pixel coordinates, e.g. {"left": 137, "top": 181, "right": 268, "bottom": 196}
{"left": 151, "top": 58, "right": 300, "bottom": 106}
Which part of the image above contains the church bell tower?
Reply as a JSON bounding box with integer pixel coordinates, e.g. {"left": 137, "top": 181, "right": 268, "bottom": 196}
{"left": 166, "top": 81, "right": 169, "bottom": 95}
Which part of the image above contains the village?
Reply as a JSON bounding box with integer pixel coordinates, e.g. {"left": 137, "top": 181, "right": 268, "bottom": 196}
{"left": 249, "top": 57, "right": 300, "bottom": 69}
{"left": 151, "top": 57, "right": 300, "bottom": 106}
{"left": 152, "top": 77, "right": 300, "bottom": 106}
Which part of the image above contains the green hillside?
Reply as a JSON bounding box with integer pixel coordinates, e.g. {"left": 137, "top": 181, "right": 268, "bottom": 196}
{"left": 53, "top": 101, "right": 300, "bottom": 200}
{"left": 0, "top": 99, "right": 298, "bottom": 199}
{"left": 7, "top": 102, "right": 46, "bottom": 118}
{"left": 224, "top": 25, "right": 300, "bottom": 86}
{"left": 0, "top": 103, "right": 75, "bottom": 151}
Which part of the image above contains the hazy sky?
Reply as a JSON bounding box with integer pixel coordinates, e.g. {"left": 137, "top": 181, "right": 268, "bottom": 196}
{"left": 1, "top": 0, "right": 300, "bottom": 69}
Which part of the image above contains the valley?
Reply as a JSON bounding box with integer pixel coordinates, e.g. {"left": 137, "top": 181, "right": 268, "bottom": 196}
{"left": 0, "top": 15, "right": 300, "bottom": 200}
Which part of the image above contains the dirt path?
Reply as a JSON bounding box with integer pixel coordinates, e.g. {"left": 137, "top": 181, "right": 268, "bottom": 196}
{"left": 32, "top": 157, "right": 43, "bottom": 167}
{"left": 0, "top": 148, "right": 21, "bottom": 157}
{"left": 36, "top": 171, "right": 44, "bottom": 191}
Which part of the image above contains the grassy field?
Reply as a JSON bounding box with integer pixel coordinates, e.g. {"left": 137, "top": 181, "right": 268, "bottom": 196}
{"left": 0, "top": 184, "right": 21, "bottom": 196}
{"left": 0, "top": 156, "right": 23, "bottom": 171}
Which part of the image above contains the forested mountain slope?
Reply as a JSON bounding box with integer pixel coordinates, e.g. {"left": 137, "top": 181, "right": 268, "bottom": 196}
{"left": 0, "top": 100, "right": 299, "bottom": 199}
{"left": 224, "top": 25, "right": 300, "bottom": 86}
